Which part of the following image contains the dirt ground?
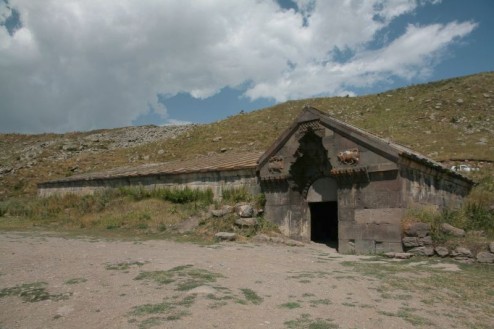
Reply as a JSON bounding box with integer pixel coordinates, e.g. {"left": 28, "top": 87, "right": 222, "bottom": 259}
{"left": 0, "top": 231, "right": 492, "bottom": 329}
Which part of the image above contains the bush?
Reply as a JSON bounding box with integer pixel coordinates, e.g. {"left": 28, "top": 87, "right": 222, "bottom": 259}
{"left": 222, "top": 187, "right": 252, "bottom": 203}
{"left": 161, "top": 187, "right": 213, "bottom": 205}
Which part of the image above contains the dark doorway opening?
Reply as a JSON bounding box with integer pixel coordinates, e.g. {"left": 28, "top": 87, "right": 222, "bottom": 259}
{"left": 310, "top": 201, "right": 338, "bottom": 248}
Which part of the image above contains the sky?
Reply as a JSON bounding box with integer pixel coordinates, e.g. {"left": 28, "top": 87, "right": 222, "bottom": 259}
{"left": 0, "top": 0, "right": 493, "bottom": 133}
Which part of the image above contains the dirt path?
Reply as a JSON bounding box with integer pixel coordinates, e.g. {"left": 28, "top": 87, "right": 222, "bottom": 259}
{"left": 0, "top": 232, "right": 490, "bottom": 329}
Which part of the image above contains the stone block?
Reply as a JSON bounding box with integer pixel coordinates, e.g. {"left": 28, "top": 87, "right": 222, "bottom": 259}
{"left": 489, "top": 242, "right": 494, "bottom": 253}
{"left": 476, "top": 251, "right": 494, "bottom": 263}
{"left": 440, "top": 223, "right": 465, "bottom": 237}
{"left": 235, "top": 217, "right": 257, "bottom": 227}
{"left": 404, "top": 222, "right": 430, "bottom": 238}
{"left": 402, "top": 237, "right": 419, "bottom": 248}
{"left": 451, "top": 247, "right": 472, "bottom": 258}
{"left": 408, "top": 246, "right": 434, "bottom": 256}
{"left": 435, "top": 246, "right": 449, "bottom": 257}
{"left": 215, "top": 232, "right": 236, "bottom": 241}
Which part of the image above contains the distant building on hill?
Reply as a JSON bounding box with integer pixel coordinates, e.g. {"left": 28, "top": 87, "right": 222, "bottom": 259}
{"left": 38, "top": 107, "right": 473, "bottom": 254}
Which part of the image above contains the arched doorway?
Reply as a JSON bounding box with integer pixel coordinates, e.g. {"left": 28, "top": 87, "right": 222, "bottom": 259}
{"left": 306, "top": 177, "right": 338, "bottom": 247}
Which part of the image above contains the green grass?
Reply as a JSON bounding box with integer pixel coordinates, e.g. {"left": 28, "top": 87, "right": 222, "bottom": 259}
{"left": 240, "top": 288, "right": 263, "bottom": 305}
{"left": 0, "top": 282, "right": 72, "bottom": 302}
{"left": 280, "top": 302, "right": 302, "bottom": 309}
{"left": 105, "top": 261, "right": 145, "bottom": 271}
{"left": 64, "top": 277, "right": 87, "bottom": 285}
{"left": 134, "top": 265, "right": 223, "bottom": 291}
{"left": 284, "top": 313, "right": 339, "bottom": 329}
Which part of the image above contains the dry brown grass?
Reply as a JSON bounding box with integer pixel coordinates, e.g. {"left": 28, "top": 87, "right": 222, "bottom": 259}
{"left": 1, "top": 72, "right": 493, "bottom": 199}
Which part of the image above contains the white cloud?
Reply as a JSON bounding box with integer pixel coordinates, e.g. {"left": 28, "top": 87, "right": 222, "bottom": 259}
{"left": 0, "top": 0, "right": 477, "bottom": 133}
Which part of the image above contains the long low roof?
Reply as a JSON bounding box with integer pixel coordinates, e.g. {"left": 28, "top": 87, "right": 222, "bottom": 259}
{"left": 40, "top": 151, "right": 262, "bottom": 185}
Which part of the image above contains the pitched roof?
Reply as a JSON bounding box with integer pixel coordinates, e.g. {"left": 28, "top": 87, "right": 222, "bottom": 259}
{"left": 258, "top": 106, "right": 473, "bottom": 184}
{"left": 40, "top": 151, "right": 262, "bottom": 185}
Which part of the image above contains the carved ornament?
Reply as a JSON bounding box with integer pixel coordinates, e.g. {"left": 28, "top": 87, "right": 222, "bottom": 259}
{"left": 268, "top": 155, "right": 284, "bottom": 173}
{"left": 337, "top": 148, "right": 360, "bottom": 165}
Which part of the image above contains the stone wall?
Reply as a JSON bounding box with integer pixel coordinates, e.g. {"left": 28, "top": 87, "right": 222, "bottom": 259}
{"left": 38, "top": 169, "right": 260, "bottom": 200}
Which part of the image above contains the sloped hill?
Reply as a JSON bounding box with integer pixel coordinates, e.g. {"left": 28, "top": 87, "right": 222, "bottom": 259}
{"left": 1, "top": 72, "right": 493, "bottom": 198}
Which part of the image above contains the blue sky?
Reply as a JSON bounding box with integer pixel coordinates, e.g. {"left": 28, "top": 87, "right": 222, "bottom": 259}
{"left": 1, "top": 0, "right": 493, "bottom": 133}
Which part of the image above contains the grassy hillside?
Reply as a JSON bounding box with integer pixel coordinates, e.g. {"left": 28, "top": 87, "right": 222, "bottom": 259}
{"left": 1, "top": 72, "right": 493, "bottom": 198}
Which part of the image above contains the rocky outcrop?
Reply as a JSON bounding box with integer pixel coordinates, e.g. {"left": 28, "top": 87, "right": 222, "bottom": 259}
{"left": 402, "top": 222, "right": 494, "bottom": 263}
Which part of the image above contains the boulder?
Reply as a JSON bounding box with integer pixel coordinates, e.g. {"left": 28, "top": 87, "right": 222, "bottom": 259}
{"left": 451, "top": 247, "right": 472, "bottom": 258}
{"left": 402, "top": 237, "right": 419, "bottom": 248}
{"left": 215, "top": 232, "right": 236, "bottom": 241}
{"left": 211, "top": 206, "right": 233, "bottom": 218}
{"left": 418, "top": 236, "right": 433, "bottom": 246}
{"left": 435, "top": 246, "right": 449, "bottom": 257}
{"left": 489, "top": 242, "right": 494, "bottom": 253}
{"left": 476, "top": 251, "right": 494, "bottom": 264}
{"left": 234, "top": 217, "right": 257, "bottom": 227}
{"left": 235, "top": 204, "right": 254, "bottom": 218}
{"left": 440, "top": 223, "right": 465, "bottom": 237}
{"left": 384, "top": 252, "right": 413, "bottom": 259}
{"left": 408, "top": 246, "right": 434, "bottom": 256}
{"left": 404, "top": 223, "right": 430, "bottom": 238}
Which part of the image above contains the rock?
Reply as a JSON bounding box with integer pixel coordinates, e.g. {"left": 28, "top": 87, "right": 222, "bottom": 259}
{"left": 235, "top": 217, "right": 257, "bottom": 227}
{"left": 408, "top": 246, "right": 434, "bottom": 256}
{"left": 402, "top": 237, "right": 419, "bottom": 248}
{"left": 489, "top": 242, "right": 494, "bottom": 253}
{"left": 451, "top": 247, "right": 472, "bottom": 258}
{"left": 385, "top": 252, "right": 413, "bottom": 259}
{"left": 252, "top": 234, "right": 270, "bottom": 243}
{"left": 211, "top": 206, "right": 233, "bottom": 218}
{"left": 220, "top": 148, "right": 227, "bottom": 153}
{"left": 476, "top": 251, "right": 494, "bottom": 264}
{"left": 435, "top": 246, "right": 449, "bottom": 257}
{"left": 215, "top": 232, "right": 236, "bottom": 241}
{"left": 404, "top": 222, "right": 430, "bottom": 238}
{"left": 212, "top": 137, "right": 222, "bottom": 142}
{"left": 236, "top": 204, "right": 254, "bottom": 218}
{"left": 157, "top": 149, "right": 165, "bottom": 155}
{"left": 418, "top": 236, "right": 433, "bottom": 246}
{"left": 456, "top": 98, "right": 464, "bottom": 104}
{"left": 440, "top": 223, "right": 465, "bottom": 237}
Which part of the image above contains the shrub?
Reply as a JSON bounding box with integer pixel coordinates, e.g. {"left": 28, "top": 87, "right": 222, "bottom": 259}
{"left": 160, "top": 188, "right": 213, "bottom": 205}
{"left": 222, "top": 187, "right": 252, "bottom": 203}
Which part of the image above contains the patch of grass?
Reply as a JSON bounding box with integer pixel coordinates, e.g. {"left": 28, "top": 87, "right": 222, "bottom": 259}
{"left": 309, "top": 299, "right": 332, "bottom": 306}
{"left": 240, "top": 288, "right": 263, "bottom": 305}
{"left": 129, "top": 295, "right": 194, "bottom": 328}
{"left": 135, "top": 265, "right": 223, "bottom": 291}
{"left": 284, "top": 313, "right": 339, "bottom": 329}
{"left": 105, "top": 261, "right": 145, "bottom": 271}
{"left": 280, "top": 302, "right": 301, "bottom": 309}
{"left": 64, "top": 277, "right": 87, "bottom": 285}
{"left": 0, "top": 282, "right": 71, "bottom": 302}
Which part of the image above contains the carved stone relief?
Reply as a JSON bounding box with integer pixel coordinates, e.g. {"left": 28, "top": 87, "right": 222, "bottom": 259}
{"left": 337, "top": 148, "right": 360, "bottom": 165}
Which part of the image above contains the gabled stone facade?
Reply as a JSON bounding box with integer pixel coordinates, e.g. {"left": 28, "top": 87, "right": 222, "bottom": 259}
{"left": 257, "top": 107, "right": 473, "bottom": 254}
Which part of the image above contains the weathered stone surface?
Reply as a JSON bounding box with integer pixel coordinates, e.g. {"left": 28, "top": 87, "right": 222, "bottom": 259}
{"left": 215, "top": 232, "right": 236, "bottom": 241}
{"left": 408, "top": 246, "right": 434, "bottom": 256}
{"left": 402, "top": 237, "right": 419, "bottom": 248}
{"left": 211, "top": 206, "right": 233, "bottom": 217}
{"left": 404, "top": 223, "right": 430, "bottom": 238}
{"left": 235, "top": 217, "right": 257, "bottom": 227}
{"left": 235, "top": 204, "right": 254, "bottom": 218}
{"left": 476, "top": 251, "right": 494, "bottom": 263}
{"left": 418, "top": 236, "right": 433, "bottom": 246}
{"left": 435, "top": 246, "right": 449, "bottom": 257}
{"left": 451, "top": 247, "right": 472, "bottom": 258}
{"left": 489, "top": 242, "right": 494, "bottom": 253}
{"left": 440, "top": 223, "right": 465, "bottom": 237}
{"left": 385, "top": 252, "right": 413, "bottom": 259}
{"left": 187, "top": 285, "right": 217, "bottom": 295}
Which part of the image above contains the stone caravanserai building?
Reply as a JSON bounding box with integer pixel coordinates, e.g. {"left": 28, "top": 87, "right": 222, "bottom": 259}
{"left": 39, "top": 107, "right": 474, "bottom": 254}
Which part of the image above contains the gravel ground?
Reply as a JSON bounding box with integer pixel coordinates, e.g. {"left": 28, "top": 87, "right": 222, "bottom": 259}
{"left": 0, "top": 231, "right": 489, "bottom": 329}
